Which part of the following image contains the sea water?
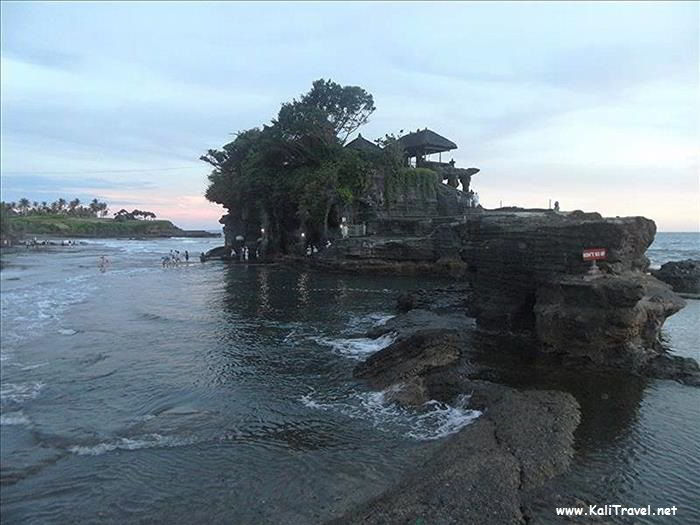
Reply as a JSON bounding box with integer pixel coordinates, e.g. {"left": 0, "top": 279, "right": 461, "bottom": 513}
{"left": 0, "top": 233, "right": 698, "bottom": 523}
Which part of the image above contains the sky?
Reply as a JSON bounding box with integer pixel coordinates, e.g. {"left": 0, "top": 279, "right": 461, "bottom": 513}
{"left": 1, "top": 1, "right": 698, "bottom": 231}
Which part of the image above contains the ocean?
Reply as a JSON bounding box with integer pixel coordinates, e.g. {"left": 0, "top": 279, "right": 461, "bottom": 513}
{"left": 1, "top": 232, "right": 698, "bottom": 523}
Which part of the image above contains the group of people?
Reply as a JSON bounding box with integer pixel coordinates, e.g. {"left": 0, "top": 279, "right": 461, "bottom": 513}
{"left": 304, "top": 239, "right": 332, "bottom": 256}
{"left": 235, "top": 246, "right": 252, "bottom": 261}
{"left": 161, "top": 249, "right": 189, "bottom": 268}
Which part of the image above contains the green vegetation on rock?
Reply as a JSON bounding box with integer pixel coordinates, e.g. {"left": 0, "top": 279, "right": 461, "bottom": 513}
{"left": 202, "top": 78, "right": 438, "bottom": 254}
{"left": 5, "top": 215, "right": 183, "bottom": 238}
{"left": 1, "top": 197, "right": 175, "bottom": 239}
{"left": 383, "top": 167, "right": 437, "bottom": 209}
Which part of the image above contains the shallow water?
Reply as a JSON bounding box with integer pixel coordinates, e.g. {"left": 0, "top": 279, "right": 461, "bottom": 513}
{"left": 0, "top": 237, "right": 474, "bottom": 523}
{"left": 1, "top": 233, "right": 698, "bottom": 524}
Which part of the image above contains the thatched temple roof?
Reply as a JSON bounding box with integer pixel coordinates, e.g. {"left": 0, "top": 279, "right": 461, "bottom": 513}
{"left": 345, "top": 133, "right": 382, "bottom": 153}
{"left": 398, "top": 128, "right": 457, "bottom": 157}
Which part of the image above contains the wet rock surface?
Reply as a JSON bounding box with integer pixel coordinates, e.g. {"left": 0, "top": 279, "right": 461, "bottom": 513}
{"left": 535, "top": 273, "right": 686, "bottom": 368}
{"left": 396, "top": 284, "right": 472, "bottom": 313}
{"left": 651, "top": 259, "right": 700, "bottom": 295}
{"left": 315, "top": 211, "right": 685, "bottom": 372}
{"left": 340, "top": 290, "right": 695, "bottom": 523}
{"left": 366, "top": 309, "right": 474, "bottom": 341}
{"left": 641, "top": 354, "right": 700, "bottom": 386}
{"left": 331, "top": 381, "right": 580, "bottom": 525}
{"left": 324, "top": 212, "right": 697, "bottom": 524}
{"left": 354, "top": 330, "right": 463, "bottom": 396}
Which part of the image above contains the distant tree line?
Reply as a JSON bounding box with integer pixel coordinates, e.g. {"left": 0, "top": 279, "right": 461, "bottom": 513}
{"left": 1, "top": 198, "right": 109, "bottom": 218}
{"left": 113, "top": 209, "right": 157, "bottom": 221}
{"left": 1, "top": 199, "right": 158, "bottom": 222}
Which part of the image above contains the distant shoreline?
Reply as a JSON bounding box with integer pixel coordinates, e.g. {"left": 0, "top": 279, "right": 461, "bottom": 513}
{"left": 2, "top": 215, "right": 220, "bottom": 244}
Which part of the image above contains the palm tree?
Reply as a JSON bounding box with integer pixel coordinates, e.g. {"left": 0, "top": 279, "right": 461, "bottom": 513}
{"left": 56, "top": 198, "right": 67, "bottom": 214}
{"left": 89, "top": 198, "right": 100, "bottom": 217}
{"left": 41, "top": 201, "right": 49, "bottom": 215}
{"left": 18, "top": 198, "right": 30, "bottom": 216}
{"left": 69, "top": 198, "right": 80, "bottom": 215}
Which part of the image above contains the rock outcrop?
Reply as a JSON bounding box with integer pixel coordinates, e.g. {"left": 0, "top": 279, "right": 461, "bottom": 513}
{"left": 651, "top": 259, "right": 700, "bottom": 295}
{"left": 535, "top": 273, "right": 685, "bottom": 368}
{"left": 366, "top": 309, "right": 474, "bottom": 341}
{"left": 396, "top": 284, "right": 472, "bottom": 313}
{"left": 331, "top": 381, "right": 580, "bottom": 525}
{"left": 354, "top": 330, "right": 463, "bottom": 404}
{"left": 452, "top": 212, "right": 655, "bottom": 333}
{"left": 316, "top": 210, "right": 689, "bottom": 372}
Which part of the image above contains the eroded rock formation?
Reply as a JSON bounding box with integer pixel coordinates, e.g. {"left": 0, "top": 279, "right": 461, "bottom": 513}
{"left": 332, "top": 381, "right": 580, "bottom": 525}
{"left": 317, "top": 210, "right": 689, "bottom": 372}
{"left": 651, "top": 259, "right": 700, "bottom": 295}
{"left": 535, "top": 273, "right": 685, "bottom": 368}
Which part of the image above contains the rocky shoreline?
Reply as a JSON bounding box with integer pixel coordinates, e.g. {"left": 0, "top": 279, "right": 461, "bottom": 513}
{"left": 332, "top": 382, "right": 580, "bottom": 525}
{"left": 314, "top": 210, "right": 698, "bottom": 523}
{"left": 325, "top": 282, "right": 697, "bottom": 523}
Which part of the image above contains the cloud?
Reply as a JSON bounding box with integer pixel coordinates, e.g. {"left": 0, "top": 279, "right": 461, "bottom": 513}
{"left": 1, "top": 1, "right": 697, "bottom": 230}
{"left": 2, "top": 47, "right": 81, "bottom": 71}
{"left": 1, "top": 174, "right": 156, "bottom": 192}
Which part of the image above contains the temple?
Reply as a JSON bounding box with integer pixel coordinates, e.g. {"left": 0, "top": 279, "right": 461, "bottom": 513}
{"left": 397, "top": 128, "right": 480, "bottom": 192}
{"left": 345, "top": 133, "right": 382, "bottom": 154}
{"left": 220, "top": 126, "right": 483, "bottom": 250}
{"left": 342, "top": 128, "right": 481, "bottom": 236}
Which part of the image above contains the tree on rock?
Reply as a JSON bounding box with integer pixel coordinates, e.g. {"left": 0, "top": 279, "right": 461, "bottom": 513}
{"left": 202, "top": 79, "right": 376, "bottom": 255}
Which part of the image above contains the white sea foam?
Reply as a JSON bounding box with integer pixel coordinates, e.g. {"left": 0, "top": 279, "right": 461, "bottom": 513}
{"left": 0, "top": 411, "right": 30, "bottom": 426}
{"left": 1, "top": 278, "right": 95, "bottom": 346}
{"left": 405, "top": 399, "right": 481, "bottom": 440}
{"left": 314, "top": 333, "right": 395, "bottom": 359}
{"left": 69, "top": 433, "right": 199, "bottom": 456}
{"left": 0, "top": 382, "right": 45, "bottom": 403}
{"left": 19, "top": 362, "right": 48, "bottom": 371}
{"left": 300, "top": 388, "right": 480, "bottom": 441}
{"left": 58, "top": 328, "right": 78, "bottom": 336}
{"left": 343, "top": 312, "right": 395, "bottom": 334}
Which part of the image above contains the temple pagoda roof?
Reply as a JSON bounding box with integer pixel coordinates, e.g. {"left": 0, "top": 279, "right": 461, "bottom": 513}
{"left": 398, "top": 128, "right": 457, "bottom": 156}
{"left": 345, "top": 133, "right": 382, "bottom": 153}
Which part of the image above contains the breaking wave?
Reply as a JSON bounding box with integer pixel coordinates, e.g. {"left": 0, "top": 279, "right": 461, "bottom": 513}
{"left": 313, "top": 333, "right": 395, "bottom": 359}
{"left": 300, "top": 389, "right": 480, "bottom": 441}
{"left": 1, "top": 382, "right": 45, "bottom": 404}
{"left": 69, "top": 433, "right": 200, "bottom": 456}
{"left": 0, "top": 411, "right": 31, "bottom": 426}
{"left": 343, "top": 312, "right": 394, "bottom": 334}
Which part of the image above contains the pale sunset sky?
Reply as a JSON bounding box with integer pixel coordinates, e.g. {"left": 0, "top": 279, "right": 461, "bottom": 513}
{"left": 1, "top": 1, "right": 698, "bottom": 231}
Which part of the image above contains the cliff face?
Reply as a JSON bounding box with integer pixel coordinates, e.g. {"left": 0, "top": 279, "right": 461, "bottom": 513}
{"left": 446, "top": 212, "right": 687, "bottom": 367}
{"left": 449, "top": 212, "right": 655, "bottom": 330}
{"left": 534, "top": 274, "right": 684, "bottom": 368}
{"left": 317, "top": 210, "right": 687, "bottom": 371}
